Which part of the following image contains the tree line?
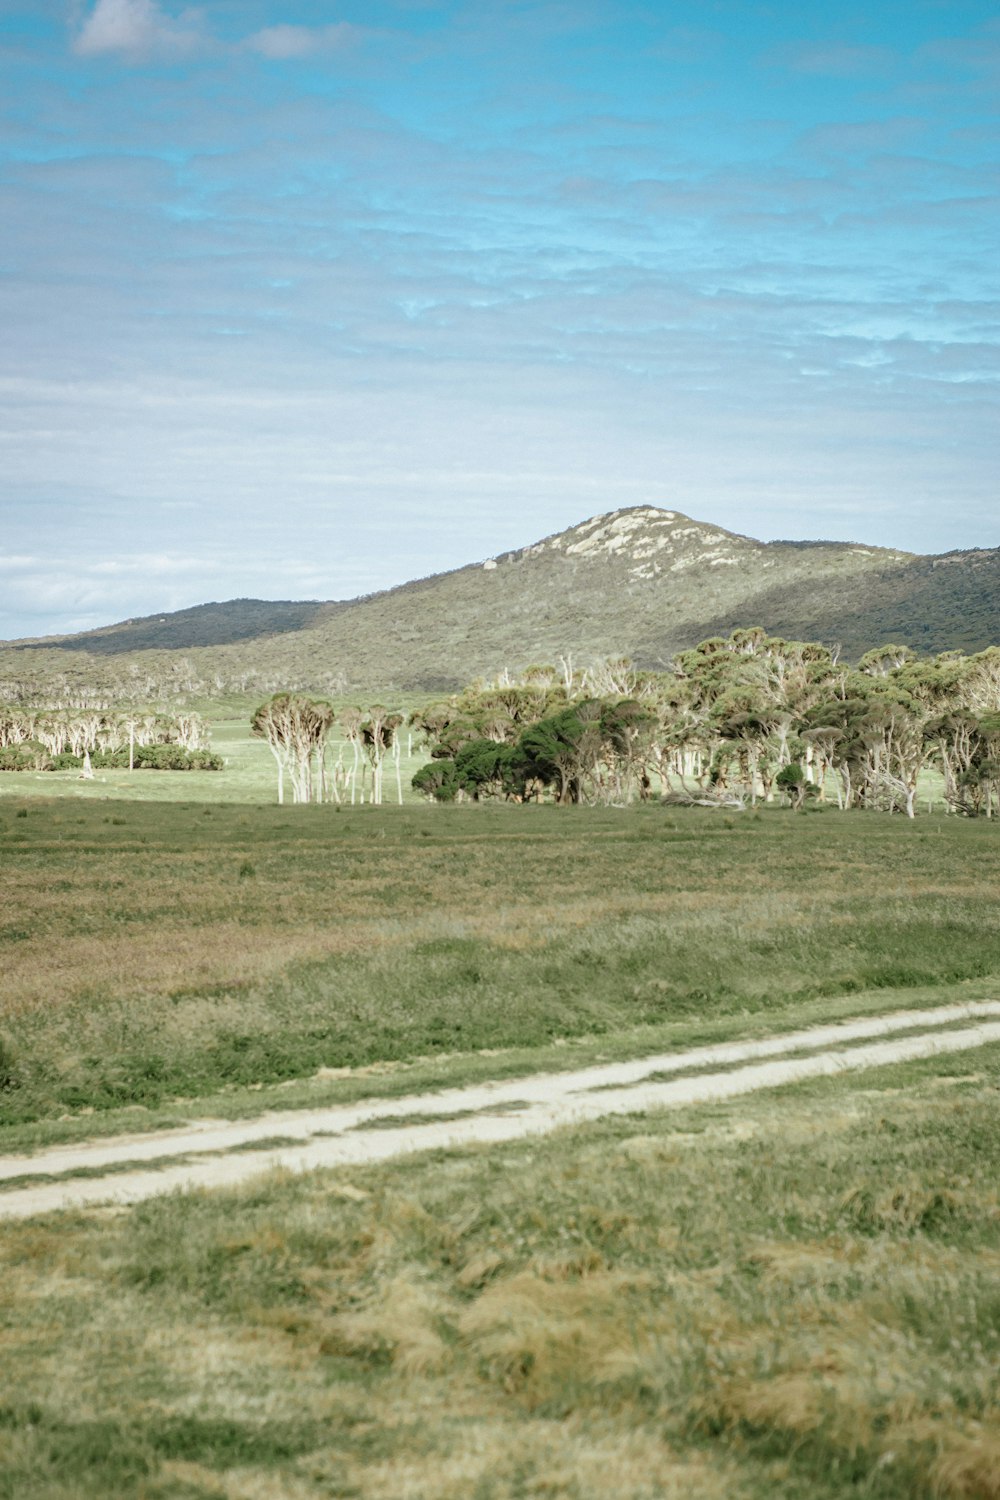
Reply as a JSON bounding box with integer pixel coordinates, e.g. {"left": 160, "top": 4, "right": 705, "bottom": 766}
{"left": 406, "top": 633, "right": 1000, "bottom": 817}
{"left": 0, "top": 707, "right": 221, "bottom": 772}
{"left": 250, "top": 696, "right": 406, "bottom": 805}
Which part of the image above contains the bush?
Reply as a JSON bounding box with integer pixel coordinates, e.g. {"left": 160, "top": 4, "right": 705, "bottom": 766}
{"left": 0, "top": 742, "right": 52, "bottom": 772}
{"left": 40, "top": 745, "right": 222, "bottom": 772}
{"left": 133, "top": 744, "right": 223, "bottom": 771}
{"left": 50, "top": 751, "right": 84, "bottom": 770}
{"left": 412, "top": 759, "right": 459, "bottom": 802}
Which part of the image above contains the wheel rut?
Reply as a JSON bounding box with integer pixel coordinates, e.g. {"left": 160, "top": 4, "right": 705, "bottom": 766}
{"left": 2, "top": 1000, "right": 998, "bottom": 1220}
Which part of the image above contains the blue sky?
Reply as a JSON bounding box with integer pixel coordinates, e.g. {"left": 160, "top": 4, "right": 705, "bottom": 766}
{"left": 1, "top": 0, "right": 997, "bottom": 638}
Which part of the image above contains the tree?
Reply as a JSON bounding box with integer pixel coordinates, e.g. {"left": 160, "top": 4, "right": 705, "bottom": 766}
{"left": 775, "top": 762, "right": 808, "bottom": 810}
{"left": 452, "top": 739, "right": 516, "bottom": 800}
{"left": 513, "top": 707, "right": 588, "bottom": 803}
{"left": 251, "top": 694, "right": 334, "bottom": 804}
{"left": 340, "top": 707, "right": 364, "bottom": 804}
{"left": 360, "top": 705, "right": 404, "bottom": 805}
{"left": 412, "top": 759, "right": 459, "bottom": 802}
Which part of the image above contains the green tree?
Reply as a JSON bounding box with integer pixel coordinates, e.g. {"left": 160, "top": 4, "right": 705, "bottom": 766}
{"left": 251, "top": 693, "right": 334, "bottom": 804}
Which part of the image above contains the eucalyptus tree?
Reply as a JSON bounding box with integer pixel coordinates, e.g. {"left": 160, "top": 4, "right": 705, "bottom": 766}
{"left": 799, "top": 723, "right": 846, "bottom": 805}
{"left": 858, "top": 644, "right": 916, "bottom": 678}
{"left": 959, "top": 648, "right": 1000, "bottom": 716}
{"left": 452, "top": 738, "right": 517, "bottom": 800}
{"left": 850, "top": 690, "right": 931, "bottom": 817}
{"left": 251, "top": 693, "right": 335, "bottom": 804}
{"left": 597, "top": 696, "right": 658, "bottom": 802}
{"left": 340, "top": 706, "right": 364, "bottom": 803}
{"left": 966, "top": 714, "right": 1000, "bottom": 818}
{"left": 925, "top": 711, "right": 982, "bottom": 810}
{"left": 360, "top": 705, "right": 404, "bottom": 805}
{"left": 173, "top": 712, "right": 208, "bottom": 751}
{"left": 928, "top": 710, "right": 1000, "bottom": 817}
{"left": 513, "top": 705, "right": 588, "bottom": 804}
{"left": 0, "top": 704, "right": 31, "bottom": 748}
{"left": 411, "top": 758, "right": 459, "bottom": 802}
{"left": 711, "top": 704, "right": 778, "bottom": 805}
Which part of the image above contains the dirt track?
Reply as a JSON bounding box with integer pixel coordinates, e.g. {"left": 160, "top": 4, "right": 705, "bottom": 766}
{"left": 2, "top": 1000, "right": 999, "bottom": 1220}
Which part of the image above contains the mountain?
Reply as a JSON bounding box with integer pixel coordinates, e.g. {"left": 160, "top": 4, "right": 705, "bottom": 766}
{"left": 2, "top": 508, "right": 997, "bottom": 703}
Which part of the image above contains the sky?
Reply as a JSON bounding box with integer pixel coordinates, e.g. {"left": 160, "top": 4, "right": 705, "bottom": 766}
{"left": 0, "top": 0, "right": 998, "bottom": 639}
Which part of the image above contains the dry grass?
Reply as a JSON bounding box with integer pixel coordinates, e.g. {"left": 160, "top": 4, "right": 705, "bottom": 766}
{"left": 2, "top": 1046, "right": 998, "bottom": 1498}
{"left": 3, "top": 799, "right": 1000, "bottom": 1126}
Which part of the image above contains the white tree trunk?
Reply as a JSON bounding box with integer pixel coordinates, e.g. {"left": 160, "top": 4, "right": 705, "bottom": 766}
{"left": 267, "top": 743, "right": 284, "bottom": 805}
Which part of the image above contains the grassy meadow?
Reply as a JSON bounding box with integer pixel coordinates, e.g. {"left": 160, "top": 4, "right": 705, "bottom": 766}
{"left": 1, "top": 787, "right": 998, "bottom": 1137}
{"left": 2, "top": 733, "right": 999, "bottom": 1498}
{"left": 0, "top": 714, "right": 436, "bottom": 808}
{"left": 1, "top": 1047, "right": 998, "bottom": 1499}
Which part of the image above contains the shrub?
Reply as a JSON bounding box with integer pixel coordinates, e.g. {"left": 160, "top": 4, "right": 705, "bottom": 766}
{"left": 133, "top": 745, "right": 224, "bottom": 771}
{"left": 0, "top": 1036, "right": 19, "bottom": 1092}
{"left": 0, "top": 741, "right": 52, "bottom": 772}
{"left": 412, "top": 759, "right": 459, "bottom": 802}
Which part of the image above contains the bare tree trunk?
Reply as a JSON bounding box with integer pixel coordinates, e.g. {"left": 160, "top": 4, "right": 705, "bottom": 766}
{"left": 268, "top": 743, "right": 284, "bottom": 805}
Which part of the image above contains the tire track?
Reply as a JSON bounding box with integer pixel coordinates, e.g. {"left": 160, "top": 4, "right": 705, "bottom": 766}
{"left": 2, "top": 1000, "right": 998, "bottom": 1220}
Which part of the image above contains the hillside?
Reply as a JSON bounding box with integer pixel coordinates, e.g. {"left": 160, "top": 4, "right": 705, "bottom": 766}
{"left": 1, "top": 508, "right": 997, "bottom": 702}
{"left": 22, "top": 598, "right": 334, "bottom": 655}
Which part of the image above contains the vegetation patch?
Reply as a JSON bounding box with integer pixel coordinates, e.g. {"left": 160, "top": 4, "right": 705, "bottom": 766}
{"left": 2, "top": 799, "right": 998, "bottom": 1127}
{"left": 1, "top": 1048, "right": 997, "bottom": 1498}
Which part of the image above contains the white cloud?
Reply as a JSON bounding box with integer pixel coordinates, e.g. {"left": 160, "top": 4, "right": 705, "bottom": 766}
{"left": 72, "top": 6, "right": 360, "bottom": 66}
{"left": 74, "top": 0, "right": 206, "bottom": 62}
{"left": 244, "top": 23, "right": 357, "bottom": 62}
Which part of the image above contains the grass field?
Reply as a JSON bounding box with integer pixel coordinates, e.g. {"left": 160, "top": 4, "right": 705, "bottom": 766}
{"left": 2, "top": 770, "right": 998, "bottom": 1497}
{"left": 0, "top": 715, "right": 435, "bottom": 808}
{"left": 2, "top": 1047, "right": 997, "bottom": 1499}
{"left": 1, "top": 793, "right": 998, "bottom": 1135}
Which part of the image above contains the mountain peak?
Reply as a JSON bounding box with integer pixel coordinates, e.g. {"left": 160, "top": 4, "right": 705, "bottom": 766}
{"left": 2, "top": 508, "right": 994, "bottom": 700}
{"left": 486, "top": 505, "right": 759, "bottom": 583}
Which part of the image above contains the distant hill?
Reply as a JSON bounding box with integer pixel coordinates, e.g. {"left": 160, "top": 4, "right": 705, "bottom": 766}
{"left": 25, "top": 598, "right": 333, "bottom": 655}
{"left": 1, "top": 508, "right": 997, "bottom": 703}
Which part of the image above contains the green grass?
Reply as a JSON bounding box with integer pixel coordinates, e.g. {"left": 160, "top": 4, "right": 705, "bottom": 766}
{"left": 2, "top": 797, "right": 998, "bottom": 1131}
{"left": 2, "top": 1047, "right": 998, "bottom": 1498}
{"left": 0, "top": 713, "right": 435, "bottom": 807}
{"left": 2, "top": 748, "right": 999, "bottom": 1497}
{"left": 0, "top": 974, "right": 995, "bottom": 1157}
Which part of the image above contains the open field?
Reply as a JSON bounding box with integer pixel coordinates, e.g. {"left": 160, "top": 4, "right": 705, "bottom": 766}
{"left": 2, "top": 797, "right": 999, "bottom": 1137}
{"left": 2, "top": 779, "right": 999, "bottom": 1496}
{"left": 0, "top": 715, "right": 437, "bottom": 808}
{"left": 2, "top": 1045, "right": 998, "bottom": 1499}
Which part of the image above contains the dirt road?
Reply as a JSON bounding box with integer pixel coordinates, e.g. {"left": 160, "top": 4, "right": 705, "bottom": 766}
{"left": 2, "top": 999, "right": 998, "bottom": 1220}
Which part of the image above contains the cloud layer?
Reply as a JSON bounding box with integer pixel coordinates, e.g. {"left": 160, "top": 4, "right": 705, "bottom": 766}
{"left": 1, "top": 0, "right": 997, "bottom": 636}
{"left": 74, "top": 0, "right": 208, "bottom": 60}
